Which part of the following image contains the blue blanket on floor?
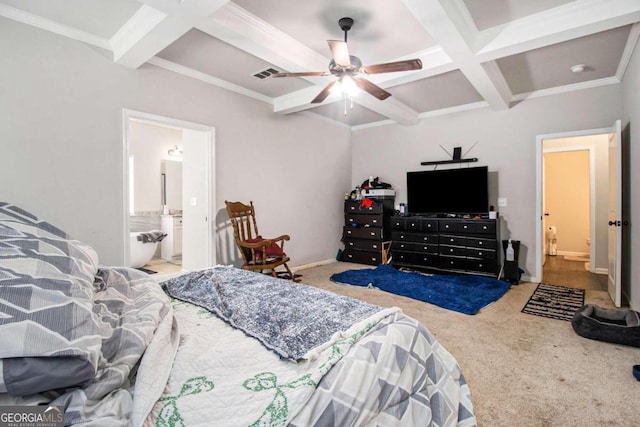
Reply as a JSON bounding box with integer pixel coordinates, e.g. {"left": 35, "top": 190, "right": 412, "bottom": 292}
{"left": 330, "top": 264, "right": 511, "bottom": 315}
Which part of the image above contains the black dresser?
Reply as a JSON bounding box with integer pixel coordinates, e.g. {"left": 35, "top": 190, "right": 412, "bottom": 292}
{"left": 341, "top": 199, "right": 394, "bottom": 266}
{"left": 390, "top": 215, "right": 500, "bottom": 276}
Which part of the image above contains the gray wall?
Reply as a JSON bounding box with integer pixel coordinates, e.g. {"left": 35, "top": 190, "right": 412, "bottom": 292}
{"left": 622, "top": 40, "right": 640, "bottom": 310}
{"left": 0, "top": 18, "right": 351, "bottom": 267}
{"left": 351, "top": 85, "right": 623, "bottom": 282}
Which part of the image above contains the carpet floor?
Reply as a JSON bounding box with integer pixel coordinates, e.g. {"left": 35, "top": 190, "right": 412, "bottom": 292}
{"left": 297, "top": 261, "right": 640, "bottom": 427}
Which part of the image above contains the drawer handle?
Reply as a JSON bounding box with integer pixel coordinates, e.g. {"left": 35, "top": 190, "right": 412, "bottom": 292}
{"left": 479, "top": 242, "right": 483, "bottom": 245}
{"left": 370, "top": 232, "right": 376, "bottom": 236}
{"left": 348, "top": 254, "right": 353, "bottom": 258}
{"left": 463, "top": 225, "right": 468, "bottom": 229}
{"left": 347, "top": 230, "right": 352, "bottom": 234}
{"left": 479, "top": 264, "right": 483, "bottom": 268}
{"left": 372, "top": 219, "right": 378, "bottom": 223}
{"left": 478, "top": 252, "right": 483, "bottom": 256}
{"left": 373, "top": 245, "right": 378, "bottom": 249}
{"left": 483, "top": 226, "right": 487, "bottom": 230}
{"left": 450, "top": 248, "right": 454, "bottom": 252}
{"left": 348, "top": 242, "right": 354, "bottom": 246}
{"left": 450, "top": 239, "right": 454, "bottom": 242}
{"left": 411, "top": 223, "right": 416, "bottom": 227}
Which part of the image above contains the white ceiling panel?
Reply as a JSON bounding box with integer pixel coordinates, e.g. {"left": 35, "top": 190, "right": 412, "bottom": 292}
{"left": 232, "top": 0, "right": 437, "bottom": 65}
{"left": 0, "top": 0, "right": 141, "bottom": 38}
{"left": 157, "top": 29, "right": 313, "bottom": 98}
{"left": 310, "top": 100, "right": 388, "bottom": 126}
{"left": 390, "top": 70, "right": 483, "bottom": 113}
{"left": 463, "top": 0, "right": 577, "bottom": 31}
{"left": 496, "top": 25, "right": 631, "bottom": 94}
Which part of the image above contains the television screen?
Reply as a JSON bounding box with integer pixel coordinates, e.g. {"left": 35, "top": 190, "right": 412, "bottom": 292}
{"left": 406, "top": 166, "right": 489, "bottom": 215}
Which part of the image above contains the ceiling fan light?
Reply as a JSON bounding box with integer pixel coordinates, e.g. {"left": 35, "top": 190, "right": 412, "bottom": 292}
{"left": 341, "top": 76, "right": 359, "bottom": 96}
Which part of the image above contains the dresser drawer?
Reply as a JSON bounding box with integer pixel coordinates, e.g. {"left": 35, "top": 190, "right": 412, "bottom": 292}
{"left": 344, "top": 200, "right": 383, "bottom": 214}
{"left": 473, "top": 221, "right": 496, "bottom": 235}
{"left": 393, "top": 251, "right": 439, "bottom": 266}
{"left": 465, "top": 247, "right": 496, "bottom": 260}
{"left": 439, "top": 256, "right": 467, "bottom": 270}
{"left": 440, "top": 245, "right": 467, "bottom": 257}
{"left": 466, "top": 258, "right": 496, "bottom": 273}
{"left": 341, "top": 249, "right": 382, "bottom": 265}
{"left": 343, "top": 226, "right": 383, "bottom": 240}
{"left": 439, "top": 234, "right": 467, "bottom": 246}
{"left": 465, "top": 236, "right": 497, "bottom": 250}
{"left": 345, "top": 213, "right": 383, "bottom": 227}
{"left": 343, "top": 238, "right": 385, "bottom": 252}
{"left": 392, "top": 231, "right": 438, "bottom": 244}
{"left": 391, "top": 217, "right": 405, "bottom": 230}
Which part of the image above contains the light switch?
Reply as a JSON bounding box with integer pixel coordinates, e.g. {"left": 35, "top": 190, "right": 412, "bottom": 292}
{"left": 498, "top": 197, "right": 507, "bottom": 207}
{"left": 190, "top": 197, "right": 198, "bottom": 206}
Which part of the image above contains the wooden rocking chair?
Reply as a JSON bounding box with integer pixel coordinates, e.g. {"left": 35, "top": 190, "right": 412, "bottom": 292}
{"left": 225, "top": 200, "right": 300, "bottom": 282}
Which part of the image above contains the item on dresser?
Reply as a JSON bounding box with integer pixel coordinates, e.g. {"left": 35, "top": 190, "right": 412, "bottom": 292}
{"left": 390, "top": 214, "right": 500, "bottom": 277}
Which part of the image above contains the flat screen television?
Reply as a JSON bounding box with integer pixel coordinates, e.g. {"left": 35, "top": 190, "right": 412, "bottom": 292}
{"left": 406, "top": 166, "right": 489, "bottom": 215}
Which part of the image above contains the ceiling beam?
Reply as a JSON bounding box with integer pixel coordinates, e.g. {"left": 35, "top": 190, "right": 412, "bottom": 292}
{"left": 402, "top": 0, "right": 511, "bottom": 110}
{"left": 112, "top": 0, "right": 229, "bottom": 68}
{"left": 475, "top": 0, "right": 640, "bottom": 62}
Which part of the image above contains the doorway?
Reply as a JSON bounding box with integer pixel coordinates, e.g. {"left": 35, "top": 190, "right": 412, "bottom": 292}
{"left": 536, "top": 129, "right": 612, "bottom": 292}
{"left": 122, "top": 109, "right": 216, "bottom": 273}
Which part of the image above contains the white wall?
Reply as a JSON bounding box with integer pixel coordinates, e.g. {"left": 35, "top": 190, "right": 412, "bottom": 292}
{"left": 621, "top": 39, "right": 640, "bottom": 310}
{"left": 351, "top": 86, "right": 623, "bottom": 280}
{"left": 0, "top": 18, "right": 351, "bottom": 267}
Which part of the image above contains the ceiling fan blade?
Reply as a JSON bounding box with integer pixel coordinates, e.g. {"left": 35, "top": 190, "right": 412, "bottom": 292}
{"left": 360, "top": 59, "right": 422, "bottom": 74}
{"left": 327, "top": 40, "right": 351, "bottom": 67}
{"left": 311, "top": 81, "right": 337, "bottom": 103}
{"left": 272, "top": 71, "right": 329, "bottom": 78}
{"left": 354, "top": 78, "right": 391, "bottom": 101}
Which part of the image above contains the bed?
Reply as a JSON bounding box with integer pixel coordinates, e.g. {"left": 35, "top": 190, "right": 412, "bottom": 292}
{"left": 0, "top": 202, "right": 476, "bottom": 426}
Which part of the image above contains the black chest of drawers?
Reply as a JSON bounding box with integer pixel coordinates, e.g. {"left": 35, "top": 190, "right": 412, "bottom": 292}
{"left": 390, "top": 215, "right": 500, "bottom": 276}
{"left": 341, "top": 199, "right": 394, "bottom": 266}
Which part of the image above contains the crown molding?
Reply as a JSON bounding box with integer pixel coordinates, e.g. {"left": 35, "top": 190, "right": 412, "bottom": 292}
{"left": 0, "top": 3, "right": 109, "bottom": 50}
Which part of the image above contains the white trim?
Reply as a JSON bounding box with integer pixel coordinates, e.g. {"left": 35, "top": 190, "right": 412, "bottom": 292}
{"left": 595, "top": 267, "right": 608, "bottom": 275}
{"left": 536, "top": 125, "right": 614, "bottom": 284}
{"left": 615, "top": 23, "right": 640, "bottom": 81}
{"left": 110, "top": 5, "right": 167, "bottom": 62}
{"left": 351, "top": 119, "right": 398, "bottom": 132}
{"left": 512, "top": 77, "right": 620, "bottom": 102}
{"left": 293, "top": 259, "right": 337, "bottom": 271}
{"left": 556, "top": 251, "right": 590, "bottom": 257}
{"left": 419, "top": 101, "right": 489, "bottom": 119}
{"left": 122, "top": 108, "right": 216, "bottom": 267}
{"left": 148, "top": 56, "right": 273, "bottom": 104}
{"left": 0, "top": 3, "right": 110, "bottom": 50}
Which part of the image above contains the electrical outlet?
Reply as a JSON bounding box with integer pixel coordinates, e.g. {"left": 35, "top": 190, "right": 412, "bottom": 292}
{"left": 498, "top": 197, "right": 507, "bottom": 207}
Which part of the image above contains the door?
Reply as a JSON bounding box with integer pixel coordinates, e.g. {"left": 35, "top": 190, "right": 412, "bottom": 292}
{"left": 607, "top": 120, "right": 622, "bottom": 307}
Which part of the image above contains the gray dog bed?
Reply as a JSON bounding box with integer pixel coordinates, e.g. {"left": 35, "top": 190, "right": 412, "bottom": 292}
{"left": 571, "top": 304, "right": 640, "bottom": 347}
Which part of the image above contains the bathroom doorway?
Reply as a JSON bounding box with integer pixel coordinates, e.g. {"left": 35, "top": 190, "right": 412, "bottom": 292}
{"left": 123, "top": 109, "right": 216, "bottom": 274}
{"left": 535, "top": 123, "right": 621, "bottom": 300}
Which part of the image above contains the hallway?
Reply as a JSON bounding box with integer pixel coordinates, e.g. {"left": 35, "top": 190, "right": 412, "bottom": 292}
{"left": 543, "top": 255, "right": 607, "bottom": 291}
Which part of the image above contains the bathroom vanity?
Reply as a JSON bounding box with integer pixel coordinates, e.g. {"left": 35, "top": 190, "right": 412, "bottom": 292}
{"left": 161, "top": 214, "right": 182, "bottom": 263}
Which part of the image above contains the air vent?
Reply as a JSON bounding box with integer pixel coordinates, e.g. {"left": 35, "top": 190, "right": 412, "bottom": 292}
{"left": 252, "top": 67, "right": 280, "bottom": 79}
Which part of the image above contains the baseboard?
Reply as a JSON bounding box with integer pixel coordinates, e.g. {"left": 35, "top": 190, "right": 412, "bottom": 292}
{"left": 557, "top": 251, "right": 589, "bottom": 257}
{"left": 293, "top": 258, "right": 336, "bottom": 271}
{"left": 521, "top": 274, "right": 537, "bottom": 283}
{"left": 594, "top": 268, "right": 608, "bottom": 275}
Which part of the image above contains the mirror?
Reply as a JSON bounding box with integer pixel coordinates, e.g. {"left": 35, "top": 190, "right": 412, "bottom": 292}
{"left": 161, "top": 160, "right": 183, "bottom": 212}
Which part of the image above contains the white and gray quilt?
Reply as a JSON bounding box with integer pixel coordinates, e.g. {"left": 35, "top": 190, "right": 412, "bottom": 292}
{"left": 0, "top": 202, "right": 476, "bottom": 426}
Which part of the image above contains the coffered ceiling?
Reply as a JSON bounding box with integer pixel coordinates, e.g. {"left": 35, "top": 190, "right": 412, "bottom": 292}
{"left": 2, "top": 0, "right": 639, "bottom": 129}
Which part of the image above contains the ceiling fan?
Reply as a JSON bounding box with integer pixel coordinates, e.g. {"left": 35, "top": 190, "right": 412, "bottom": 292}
{"left": 273, "top": 17, "right": 422, "bottom": 105}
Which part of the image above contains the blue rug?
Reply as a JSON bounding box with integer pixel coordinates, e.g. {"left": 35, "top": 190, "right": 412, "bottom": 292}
{"left": 330, "top": 264, "right": 511, "bottom": 315}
